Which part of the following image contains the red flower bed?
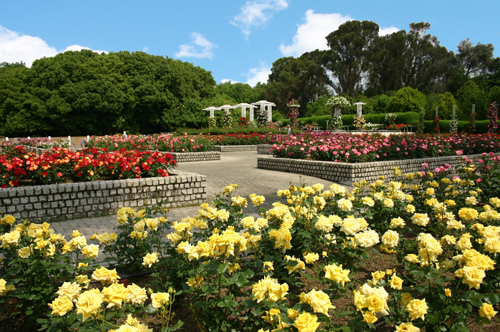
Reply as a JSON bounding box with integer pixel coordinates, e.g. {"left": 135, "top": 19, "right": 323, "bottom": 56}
{"left": 0, "top": 147, "right": 176, "bottom": 188}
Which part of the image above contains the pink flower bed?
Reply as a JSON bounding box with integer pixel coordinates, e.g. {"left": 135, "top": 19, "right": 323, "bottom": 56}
{"left": 270, "top": 132, "right": 500, "bottom": 163}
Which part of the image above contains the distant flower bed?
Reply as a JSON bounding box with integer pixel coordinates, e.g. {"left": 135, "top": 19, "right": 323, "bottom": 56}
{"left": 0, "top": 147, "right": 176, "bottom": 188}
{"left": 271, "top": 132, "right": 500, "bottom": 163}
{"left": 86, "top": 132, "right": 280, "bottom": 151}
{"left": 205, "top": 132, "right": 279, "bottom": 146}
{"left": 18, "top": 137, "right": 69, "bottom": 149}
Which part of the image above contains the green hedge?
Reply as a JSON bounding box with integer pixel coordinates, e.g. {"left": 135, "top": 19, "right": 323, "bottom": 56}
{"left": 283, "top": 112, "right": 420, "bottom": 129}
{"left": 175, "top": 127, "right": 281, "bottom": 135}
{"left": 424, "top": 120, "right": 500, "bottom": 134}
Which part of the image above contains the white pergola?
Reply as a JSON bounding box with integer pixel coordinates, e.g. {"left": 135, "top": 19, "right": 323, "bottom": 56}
{"left": 235, "top": 103, "right": 257, "bottom": 121}
{"left": 203, "top": 106, "right": 221, "bottom": 118}
{"left": 219, "top": 105, "right": 236, "bottom": 115}
{"left": 251, "top": 100, "right": 276, "bottom": 123}
{"left": 353, "top": 102, "right": 366, "bottom": 117}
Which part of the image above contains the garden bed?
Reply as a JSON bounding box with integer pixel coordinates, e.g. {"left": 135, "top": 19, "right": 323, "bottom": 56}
{"left": 213, "top": 145, "right": 257, "bottom": 152}
{"left": 258, "top": 152, "right": 500, "bottom": 185}
{"left": 0, "top": 171, "right": 206, "bottom": 223}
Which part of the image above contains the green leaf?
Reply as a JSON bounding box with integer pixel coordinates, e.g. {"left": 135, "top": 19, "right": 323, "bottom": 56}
{"left": 241, "top": 269, "right": 254, "bottom": 279}
{"left": 242, "top": 299, "right": 257, "bottom": 309}
{"left": 427, "top": 315, "right": 439, "bottom": 325}
{"left": 485, "top": 293, "right": 500, "bottom": 305}
{"left": 143, "top": 304, "right": 157, "bottom": 314}
{"left": 235, "top": 276, "right": 249, "bottom": 288}
{"left": 217, "top": 262, "right": 228, "bottom": 274}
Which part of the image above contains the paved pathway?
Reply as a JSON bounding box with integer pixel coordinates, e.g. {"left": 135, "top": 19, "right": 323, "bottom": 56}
{"left": 51, "top": 152, "right": 349, "bottom": 238}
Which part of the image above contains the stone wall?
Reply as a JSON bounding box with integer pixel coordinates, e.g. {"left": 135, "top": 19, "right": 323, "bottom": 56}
{"left": 213, "top": 145, "right": 257, "bottom": 152}
{"left": 0, "top": 172, "right": 207, "bottom": 223}
{"left": 258, "top": 153, "right": 498, "bottom": 185}
{"left": 257, "top": 144, "right": 273, "bottom": 155}
{"left": 168, "top": 151, "right": 220, "bottom": 162}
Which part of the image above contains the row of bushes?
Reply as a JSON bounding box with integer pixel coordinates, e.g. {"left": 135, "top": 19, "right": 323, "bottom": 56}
{"left": 174, "top": 127, "right": 281, "bottom": 136}
{"left": 282, "top": 112, "right": 500, "bottom": 134}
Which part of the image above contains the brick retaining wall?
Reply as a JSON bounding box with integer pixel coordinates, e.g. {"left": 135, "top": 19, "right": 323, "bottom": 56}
{"left": 257, "top": 144, "right": 273, "bottom": 155}
{"left": 213, "top": 145, "right": 257, "bottom": 152}
{"left": 0, "top": 172, "right": 207, "bottom": 223}
{"left": 258, "top": 153, "right": 498, "bottom": 185}
{"left": 165, "top": 151, "right": 220, "bottom": 162}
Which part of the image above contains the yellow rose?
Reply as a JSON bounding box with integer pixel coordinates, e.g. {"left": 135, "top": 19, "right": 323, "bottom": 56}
{"left": 81, "top": 244, "right": 99, "bottom": 259}
{"left": 324, "top": 264, "right": 350, "bottom": 287}
{"left": 18, "top": 246, "right": 31, "bottom": 259}
{"left": 125, "top": 283, "right": 148, "bottom": 305}
{"left": 455, "top": 266, "right": 485, "bottom": 290}
{"left": 287, "top": 308, "right": 299, "bottom": 319}
{"left": 395, "top": 322, "right": 420, "bottom": 332}
{"left": 57, "top": 282, "right": 81, "bottom": 301}
{"left": 444, "top": 288, "right": 452, "bottom": 297}
{"left": 303, "top": 252, "right": 319, "bottom": 264}
{"left": 92, "top": 266, "right": 120, "bottom": 285}
{"left": 390, "top": 274, "right": 404, "bottom": 290}
{"left": 142, "top": 252, "right": 159, "bottom": 268}
{"left": 382, "top": 230, "right": 400, "bottom": 248}
{"left": 76, "top": 275, "right": 90, "bottom": 288}
{"left": 390, "top": 217, "right": 406, "bottom": 229}
{"left": 102, "top": 282, "right": 128, "bottom": 308}
{"left": 362, "top": 310, "right": 378, "bottom": 324}
{"left": 300, "top": 289, "right": 335, "bottom": 316}
{"left": 479, "top": 303, "right": 498, "bottom": 320}
{"left": 76, "top": 289, "right": 103, "bottom": 322}
{"left": 151, "top": 292, "right": 170, "bottom": 308}
{"left": 411, "top": 213, "right": 430, "bottom": 227}
{"left": 1, "top": 215, "right": 16, "bottom": 226}
{"left": 293, "top": 312, "right": 320, "bottom": 332}
{"left": 365, "top": 294, "right": 385, "bottom": 313}
{"left": 406, "top": 299, "right": 428, "bottom": 321}
{"left": 48, "top": 296, "right": 74, "bottom": 316}
{"left": 399, "top": 293, "right": 414, "bottom": 307}
{"left": 1, "top": 230, "right": 21, "bottom": 246}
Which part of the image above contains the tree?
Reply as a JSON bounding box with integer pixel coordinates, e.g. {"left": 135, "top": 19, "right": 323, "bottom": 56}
{"left": 386, "top": 87, "right": 425, "bottom": 114}
{"left": 325, "top": 20, "right": 380, "bottom": 97}
{"left": 457, "top": 38, "right": 495, "bottom": 78}
{"left": 265, "top": 52, "right": 329, "bottom": 116}
{"left": 215, "top": 81, "right": 260, "bottom": 104}
{"left": 456, "top": 81, "right": 488, "bottom": 120}
{"left": 367, "top": 23, "right": 454, "bottom": 96}
{"left": 433, "top": 92, "right": 458, "bottom": 120}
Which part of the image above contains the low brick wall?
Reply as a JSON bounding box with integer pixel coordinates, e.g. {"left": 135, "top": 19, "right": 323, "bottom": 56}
{"left": 213, "top": 145, "right": 257, "bottom": 152}
{"left": 0, "top": 172, "right": 207, "bottom": 223}
{"left": 257, "top": 144, "right": 273, "bottom": 155}
{"left": 258, "top": 153, "right": 498, "bottom": 185}
{"left": 166, "top": 151, "right": 220, "bottom": 162}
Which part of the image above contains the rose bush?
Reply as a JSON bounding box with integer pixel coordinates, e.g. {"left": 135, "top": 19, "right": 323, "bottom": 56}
{"left": 1, "top": 155, "right": 500, "bottom": 331}
{"left": 0, "top": 147, "right": 176, "bottom": 187}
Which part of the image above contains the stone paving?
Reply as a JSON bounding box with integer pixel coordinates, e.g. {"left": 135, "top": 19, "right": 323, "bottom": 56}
{"left": 51, "top": 151, "right": 350, "bottom": 238}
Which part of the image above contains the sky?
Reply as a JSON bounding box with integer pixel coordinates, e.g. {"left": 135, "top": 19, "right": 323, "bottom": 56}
{"left": 1, "top": 0, "right": 499, "bottom": 87}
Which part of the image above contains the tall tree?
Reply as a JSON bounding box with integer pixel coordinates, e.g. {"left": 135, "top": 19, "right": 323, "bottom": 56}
{"left": 367, "top": 22, "right": 454, "bottom": 96}
{"left": 457, "top": 38, "right": 495, "bottom": 78}
{"left": 325, "top": 20, "right": 380, "bottom": 97}
{"left": 265, "top": 51, "right": 329, "bottom": 115}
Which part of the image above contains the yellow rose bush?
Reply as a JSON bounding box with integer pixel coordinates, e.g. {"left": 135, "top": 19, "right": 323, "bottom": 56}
{"left": 3, "top": 153, "right": 500, "bottom": 331}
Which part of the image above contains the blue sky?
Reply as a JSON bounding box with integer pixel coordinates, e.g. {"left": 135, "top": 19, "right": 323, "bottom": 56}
{"left": 1, "top": 0, "right": 499, "bottom": 86}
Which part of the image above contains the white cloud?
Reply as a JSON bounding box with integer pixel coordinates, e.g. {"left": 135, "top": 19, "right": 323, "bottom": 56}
{"left": 279, "top": 10, "right": 400, "bottom": 57}
{"left": 0, "top": 26, "right": 107, "bottom": 67}
{"left": 245, "top": 64, "right": 271, "bottom": 86}
{"left": 231, "top": 0, "right": 289, "bottom": 37}
{"left": 220, "top": 79, "right": 241, "bottom": 84}
{"left": 379, "top": 26, "right": 399, "bottom": 36}
{"left": 62, "top": 44, "right": 107, "bottom": 54}
{"left": 279, "top": 10, "right": 352, "bottom": 57}
{"left": 175, "top": 32, "right": 217, "bottom": 59}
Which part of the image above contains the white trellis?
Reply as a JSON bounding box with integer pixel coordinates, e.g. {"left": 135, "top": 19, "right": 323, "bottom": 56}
{"left": 251, "top": 100, "right": 275, "bottom": 123}
{"left": 235, "top": 103, "right": 257, "bottom": 121}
